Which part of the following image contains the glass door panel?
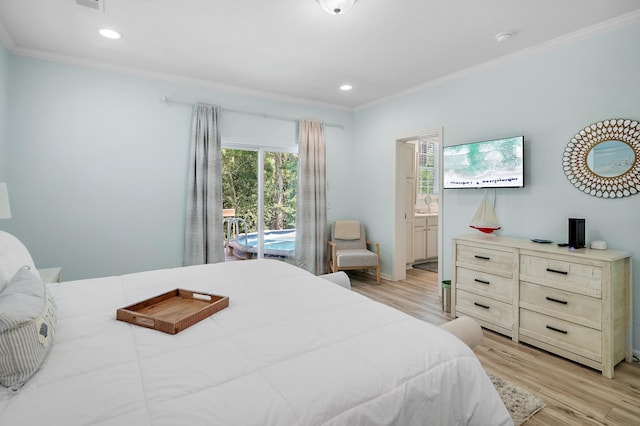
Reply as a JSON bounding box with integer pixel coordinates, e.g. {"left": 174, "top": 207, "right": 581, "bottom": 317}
{"left": 222, "top": 148, "right": 258, "bottom": 260}
{"left": 263, "top": 151, "right": 297, "bottom": 263}
{"left": 222, "top": 148, "right": 297, "bottom": 262}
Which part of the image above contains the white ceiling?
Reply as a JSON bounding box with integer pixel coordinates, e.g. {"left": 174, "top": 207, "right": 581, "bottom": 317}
{"left": 0, "top": 0, "right": 639, "bottom": 109}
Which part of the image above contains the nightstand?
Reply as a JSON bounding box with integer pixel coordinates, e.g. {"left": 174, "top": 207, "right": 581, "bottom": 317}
{"left": 39, "top": 267, "right": 62, "bottom": 283}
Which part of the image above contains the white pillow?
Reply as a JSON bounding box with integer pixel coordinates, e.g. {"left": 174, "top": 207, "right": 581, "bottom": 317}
{"left": 0, "top": 231, "right": 37, "bottom": 293}
{"left": 0, "top": 266, "right": 56, "bottom": 390}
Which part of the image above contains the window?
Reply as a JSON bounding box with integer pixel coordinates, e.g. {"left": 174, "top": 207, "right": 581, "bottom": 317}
{"left": 417, "top": 139, "right": 439, "bottom": 196}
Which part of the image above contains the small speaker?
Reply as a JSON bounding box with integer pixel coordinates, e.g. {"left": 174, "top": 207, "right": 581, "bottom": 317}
{"left": 568, "top": 218, "right": 585, "bottom": 248}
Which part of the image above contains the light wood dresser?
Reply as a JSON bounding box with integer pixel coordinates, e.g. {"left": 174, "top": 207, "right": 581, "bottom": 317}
{"left": 452, "top": 234, "right": 632, "bottom": 378}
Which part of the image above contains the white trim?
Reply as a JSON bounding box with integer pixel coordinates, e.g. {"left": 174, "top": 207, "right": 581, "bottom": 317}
{"left": 9, "top": 46, "right": 353, "bottom": 112}
{"left": 2, "top": 10, "right": 639, "bottom": 111}
{"left": 392, "top": 128, "right": 443, "bottom": 282}
{"left": 356, "top": 10, "right": 640, "bottom": 111}
{"left": 162, "top": 96, "right": 344, "bottom": 129}
{"left": 223, "top": 139, "right": 298, "bottom": 154}
{"left": 257, "top": 150, "right": 265, "bottom": 258}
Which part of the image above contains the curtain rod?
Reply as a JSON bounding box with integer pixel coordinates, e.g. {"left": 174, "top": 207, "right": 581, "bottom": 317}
{"left": 161, "top": 96, "right": 344, "bottom": 129}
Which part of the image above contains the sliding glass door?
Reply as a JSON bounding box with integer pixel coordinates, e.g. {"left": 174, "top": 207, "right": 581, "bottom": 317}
{"left": 222, "top": 146, "right": 297, "bottom": 262}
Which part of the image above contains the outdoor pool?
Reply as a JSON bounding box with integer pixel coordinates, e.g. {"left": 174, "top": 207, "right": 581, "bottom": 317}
{"left": 228, "top": 229, "right": 295, "bottom": 259}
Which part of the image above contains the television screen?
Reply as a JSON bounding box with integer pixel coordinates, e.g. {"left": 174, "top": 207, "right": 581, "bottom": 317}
{"left": 443, "top": 136, "right": 524, "bottom": 189}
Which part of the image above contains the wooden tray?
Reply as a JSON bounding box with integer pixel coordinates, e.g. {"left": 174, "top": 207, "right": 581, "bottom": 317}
{"left": 116, "top": 289, "right": 229, "bottom": 334}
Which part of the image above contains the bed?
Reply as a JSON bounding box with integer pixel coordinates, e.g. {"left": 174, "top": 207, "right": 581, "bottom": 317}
{"left": 0, "top": 231, "right": 511, "bottom": 425}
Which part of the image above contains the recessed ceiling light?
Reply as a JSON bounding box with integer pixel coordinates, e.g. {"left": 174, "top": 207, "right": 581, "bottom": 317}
{"left": 99, "top": 28, "right": 122, "bottom": 39}
{"left": 340, "top": 84, "right": 353, "bottom": 91}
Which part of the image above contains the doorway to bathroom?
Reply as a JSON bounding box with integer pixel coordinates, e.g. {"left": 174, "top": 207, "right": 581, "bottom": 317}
{"left": 392, "top": 129, "right": 442, "bottom": 283}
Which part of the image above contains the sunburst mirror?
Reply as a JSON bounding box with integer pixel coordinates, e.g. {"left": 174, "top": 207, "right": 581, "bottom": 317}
{"left": 563, "top": 118, "right": 640, "bottom": 198}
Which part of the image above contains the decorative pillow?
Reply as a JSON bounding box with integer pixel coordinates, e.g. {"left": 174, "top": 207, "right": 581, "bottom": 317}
{"left": 0, "top": 231, "right": 37, "bottom": 293}
{"left": 0, "top": 266, "right": 56, "bottom": 390}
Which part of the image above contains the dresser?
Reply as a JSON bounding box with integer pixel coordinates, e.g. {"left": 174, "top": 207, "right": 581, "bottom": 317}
{"left": 452, "top": 234, "right": 632, "bottom": 378}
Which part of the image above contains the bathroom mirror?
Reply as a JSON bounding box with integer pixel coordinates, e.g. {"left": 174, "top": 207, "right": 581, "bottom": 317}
{"left": 563, "top": 119, "right": 640, "bottom": 198}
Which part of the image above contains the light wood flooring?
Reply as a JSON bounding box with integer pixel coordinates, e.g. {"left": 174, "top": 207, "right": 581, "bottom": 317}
{"left": 349, "top": 268, "right": 640, "bottom": 426}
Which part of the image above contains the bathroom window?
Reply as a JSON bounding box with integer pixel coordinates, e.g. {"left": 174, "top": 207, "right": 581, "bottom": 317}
{"left": 417, "top": 139, "right": 438, "bottom": 195}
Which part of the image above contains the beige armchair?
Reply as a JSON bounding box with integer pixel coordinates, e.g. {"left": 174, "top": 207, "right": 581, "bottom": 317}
{"left": 327, "top": 221, "right": 380, "bottom": 284}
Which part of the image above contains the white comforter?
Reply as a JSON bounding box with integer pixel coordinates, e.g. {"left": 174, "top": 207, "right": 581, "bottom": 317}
{"left": 0, "top": 259, "right": 511, "bottom": 425}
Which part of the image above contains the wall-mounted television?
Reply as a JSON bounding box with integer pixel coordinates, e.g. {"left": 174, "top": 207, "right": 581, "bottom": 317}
{"left": 443, "top": 136, "right": 524, "bottom": 189}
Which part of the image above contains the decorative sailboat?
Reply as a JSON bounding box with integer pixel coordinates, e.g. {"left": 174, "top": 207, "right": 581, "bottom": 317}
{"left": 469, "top": 191, "right": 501, "bottom": 234}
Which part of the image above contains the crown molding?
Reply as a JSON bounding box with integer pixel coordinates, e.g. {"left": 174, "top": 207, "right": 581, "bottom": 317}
{"left": 3, "top": 8, "right": 639, "bottom": 112}
{"left": 356, "top": 10, "right": 640, "bottom": 111}
{"left": 0, "top": 20, "right": 15, "bottom": 51}
{"left": 9, "top": 46, "right": 353, "bottom": 113}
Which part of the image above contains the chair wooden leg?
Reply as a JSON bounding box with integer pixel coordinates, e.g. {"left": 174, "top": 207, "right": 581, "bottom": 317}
{"left": 376, "top": 265, "right": 380, "bottom": 284}
{"left": 331, "top": 246, "right": 338, "bottom": 273}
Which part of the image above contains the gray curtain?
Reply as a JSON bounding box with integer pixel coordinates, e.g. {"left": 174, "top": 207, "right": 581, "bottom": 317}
{"left": 295, "top": 120, "right": 327, "bottom": 274}
{"left": 183, "top": 103, "right": 225, "bottom": 266}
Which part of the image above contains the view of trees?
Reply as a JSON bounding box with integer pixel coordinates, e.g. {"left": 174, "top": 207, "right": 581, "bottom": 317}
{"left": 221, "top": 149, "right": 298, "bottom": 233}
{"left": 418, "top": 140, "right": 437, "bottom": 195}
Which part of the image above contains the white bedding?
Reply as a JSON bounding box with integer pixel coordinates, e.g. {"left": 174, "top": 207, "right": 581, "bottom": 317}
{"left": 0, "top": 259, "right": 511, "bottom": 425}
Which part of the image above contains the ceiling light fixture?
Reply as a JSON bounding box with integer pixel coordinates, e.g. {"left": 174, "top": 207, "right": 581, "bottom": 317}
{"left": 317, "top": 0, "right": 358, "bottom": 15}
{"left": 495, "top": 32, "right": 514, "bottom": 42}
{"left": 99, "top": 28, "right": 122, "bottom": 39}
{"left": 339, "top": 84, "right": 353, "bottom": 91}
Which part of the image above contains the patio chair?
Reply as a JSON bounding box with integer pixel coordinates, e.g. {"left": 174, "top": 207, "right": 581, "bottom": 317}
{"left": 327, "top": 220, "right": 380, "bottom": 284}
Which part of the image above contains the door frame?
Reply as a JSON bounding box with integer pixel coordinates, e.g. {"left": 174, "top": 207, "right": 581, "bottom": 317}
{"left": 392, "top": 128, "right": 444, "bottom": 283}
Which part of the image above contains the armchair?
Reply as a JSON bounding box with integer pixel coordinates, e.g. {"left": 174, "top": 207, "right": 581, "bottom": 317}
{"left": 327, "top": 221, "right": 380, "bottom": 284}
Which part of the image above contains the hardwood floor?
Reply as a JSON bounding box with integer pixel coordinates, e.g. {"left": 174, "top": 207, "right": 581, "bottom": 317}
{"left": 349, "top": 268, "right": 640, "bottom": 426}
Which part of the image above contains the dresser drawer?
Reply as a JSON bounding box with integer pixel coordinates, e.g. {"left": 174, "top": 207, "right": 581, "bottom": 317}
{"left": 456, "top": 290, "right": 513, "bottom": 330}
{"left": 519, "top": 281, "right": 601, "bottom": 330}
{"left": 456, "top": 267, "right": 512, "bottom": 302}
{"left": 519, "top": 308, "right": 602, "bottom": 362}
{"left": 520, "top": 255, "right": 602, "bottom": 297}
{"left": 456, "top": 244, "right": 514, "bottom": 277}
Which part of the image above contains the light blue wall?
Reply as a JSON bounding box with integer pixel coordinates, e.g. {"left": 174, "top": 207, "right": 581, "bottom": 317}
{"left": 2, "top": 21, "right": 639, "bottom": 351}
{"left": 4, "top": 56, "right": 353, "bottom": 280}
{"left": 0, "top": 43, "right": 8, "bottom": 181}
{"left": 353, "top": 22, "right": 640, "bottom": 350}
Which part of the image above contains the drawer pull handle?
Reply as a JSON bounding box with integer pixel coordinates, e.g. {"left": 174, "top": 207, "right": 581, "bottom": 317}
{"left": 546, "top": 325, "right": 568, "bottom": 334}
{"left": 546, "top": 296, "right": 568, "bottom": 305}
{"left": 546, "top": 268, "right": 568, "bottom": 275}
{"left": 474, "top": 255, "right": 490, "bottom": 260}
{"left": 474, "top": 278, "right": 490, "bottom": 285}
{"left": 474, "top": 302, "right": 490, "bottom": 309}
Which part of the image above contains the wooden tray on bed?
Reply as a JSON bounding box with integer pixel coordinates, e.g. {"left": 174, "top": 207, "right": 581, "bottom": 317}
{"left": 116, "top": 289, "right": 229, "bottom": 334}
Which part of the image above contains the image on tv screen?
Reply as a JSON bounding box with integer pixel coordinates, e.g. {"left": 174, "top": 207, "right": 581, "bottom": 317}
{"left": 443, "top": 136, "right": 524, "bottom": 188}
